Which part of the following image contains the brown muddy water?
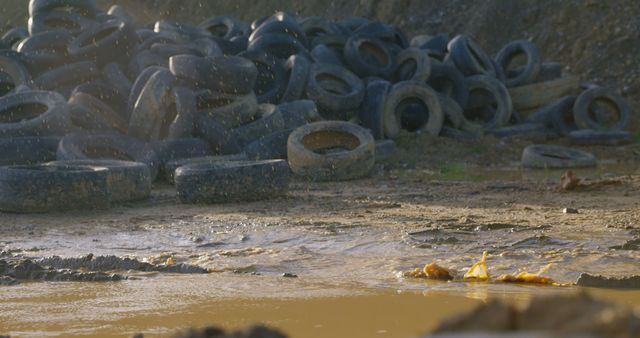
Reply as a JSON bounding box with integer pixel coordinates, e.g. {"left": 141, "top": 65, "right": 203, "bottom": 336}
{"left": 1, "top": 165, "right": 640, "bottom": 337}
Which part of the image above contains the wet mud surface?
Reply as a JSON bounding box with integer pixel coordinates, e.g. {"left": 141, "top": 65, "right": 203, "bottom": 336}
{"left": 1, "top": 162, "right": 640, "bottom": 336}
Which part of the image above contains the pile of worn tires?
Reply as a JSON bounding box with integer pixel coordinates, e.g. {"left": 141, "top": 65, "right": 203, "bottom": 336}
{"left": 0, "top": 0, "right": 633, "bottom": 212}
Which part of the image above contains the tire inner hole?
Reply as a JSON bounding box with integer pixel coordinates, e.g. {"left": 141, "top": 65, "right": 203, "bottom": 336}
{"left": 397, "top": 97, "right": 430, "bottom": 132}
{"left": 359, "top": 41, "right": 389, "bottom": 68}
{"left": 588, "top": 98, "right": 620, "bottom": 128}
{"left": 465, "top": 87, "right": 498, "bottom": 123}
{"left": 302, "top": 130, "right": 360, "bottom": 155}
{"left": 397, "top": 58, "right": 418, "bottom": 80}
{"left": 317, "top": 74, "right": 350, "bottom": 95}
{"left": 0, "top": 102, "right": 48, "bottom": 123}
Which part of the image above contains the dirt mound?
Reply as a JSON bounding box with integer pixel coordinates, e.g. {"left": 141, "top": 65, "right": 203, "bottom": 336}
{"left": 1, "top": 0, "right": 637, "bottom": 130}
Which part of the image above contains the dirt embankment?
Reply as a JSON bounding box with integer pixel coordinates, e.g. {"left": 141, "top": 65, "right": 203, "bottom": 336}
{"left": 2, "top": 0, "right": 636, "bottom": 129}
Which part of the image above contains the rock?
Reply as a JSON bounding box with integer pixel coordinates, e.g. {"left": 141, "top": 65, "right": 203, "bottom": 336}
{"left": 576, "top": 273, "right": 640, "bottom": 289}
{"left": 37, "top": 254, "right": 208, "bottom": 274}
{"left": 562, "top": 208, "right": 579, "bottom": 214}
{"left": 282, "top": 273, "right": 298, "bottom": 278}
{"left": 172, "top": 325, "right": 286, "bottom": 338}
{"left": 0, "top": 275, "right": 18, "bottom": 286}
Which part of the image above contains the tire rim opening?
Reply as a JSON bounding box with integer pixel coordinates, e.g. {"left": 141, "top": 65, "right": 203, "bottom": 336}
{"left": 302, "top": 130, "right": 360, "bottom": 155}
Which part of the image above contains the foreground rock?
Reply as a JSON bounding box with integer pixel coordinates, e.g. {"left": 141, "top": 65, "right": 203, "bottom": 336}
{"left": 576, "top": 273, "right": 640, "bottom": 289}
{"left": 0, "top": 259, "right": 125, "bottom": 285}
{"left": 37, "top": 254, "right": 209, "bottom": 274}
{"left": 428, "top": 293, "right": 640, "bottom": 338}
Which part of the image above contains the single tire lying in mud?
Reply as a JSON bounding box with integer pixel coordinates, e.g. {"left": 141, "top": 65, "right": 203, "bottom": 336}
{"left": 0, "top": 164, "right": 109, "bottom": 213}
{"left": 567, "top": 130, "right": 633, "bottom": 146}
{"left": 56, "top": 133, "right": 160, "bottom": 179}
{"left": 384, "top": 80, "right": 443, "bottom": 138}
{"left": 495, "top": 39, "right": 542, "bottom": 87}
{"left": 175, "top": 159, "right": 291, "bottom": 203}
{"left": 287, "top": 121, "right": 375, "bottom": 181}
{"left": 47, "top": 160, "right": 152, "bottom": 203}
{"left": 521, "top": 144, "right": 597, "bottom": 169}
{"left": 0, "top": 90, "right": 70, "bottom": 138}
{"left": 0, "top": 136, "right": 60, "bottom": 166}
{"left": 163, "top": 153, "right": 248, "bottom": 183}
{"left": 572, "top": 87, "right": 630, "bottom": 131}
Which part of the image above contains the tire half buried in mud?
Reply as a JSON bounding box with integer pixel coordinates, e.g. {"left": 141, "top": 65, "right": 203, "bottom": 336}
{"left": 0, "top": 164, "right": 109, "bottom": 213}
{"left": 175, "top": 159, "right": 291, "bottom": 204}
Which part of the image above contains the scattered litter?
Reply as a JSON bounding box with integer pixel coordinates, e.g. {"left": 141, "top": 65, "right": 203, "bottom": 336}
{"left": 463, "top": 251, "right": 490, "bottom": 281}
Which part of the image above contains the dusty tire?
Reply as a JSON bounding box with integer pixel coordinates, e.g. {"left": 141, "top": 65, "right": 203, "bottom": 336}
{"left": 29, "top": 0, "right": 100, "bottom": 18}
{"left": 281, "top": 54, "right": 311, "bottom": 103}
{"left": 167, "top": 87, "right": 197, "bottom": 139}
{"left": 68, "top": 18, "right": 138, "bottom": 66}
{"left": 495, "top": 40, "right": 542, "bottom": 87}
{"left": 169, "top": 55, "right": 258, "bottom": 94}
{"left": 568, "top": 130, "right": 633, "bottom": 146}
{"left": 16, "top": 28, "right": 72, "bottom": 74}
{"left": 237, "top": 50, "right": 286, "bottom": 104}
{"left": 127, "top": 65, "right": 165, "bottom": 117}
{"left": 47, "top": 159, "right": 151, "bottom": 203}
{"left": 573, "top": 87, "right": 630, "bottom": 131}
{"left": 102, "top": 62, "right": 132, "bottom": 99}
{"left": 277, "top": 99, "right": 323, "bottom": 123}
{"left": 344, "top": 35, "right": 395, "bottom": 78}
{"left": 243, "top": 128, "right": 294, "bottom": 160}
{"left": 311, "top": 44, "right": 345, "bottom": 66}
{"left": 508, "top": 75, "right": 579, "bottom": 111}
{"left": 68, "top": 92, "right": 128, "bottom": 133}
{"left": 196, "top": 90, "right": 259, "bottom": 129}
{"left": 128, "top": 68, "right": 176, "bottom": 141}
{"left": 359, "top": 79, "right": 391, "bottom": 140}
{"left": 460, "top": 75, "right": 512, "bottom": 132}
{"left": 447, "top": 35, "right": 496, "bottom": 77}
{"left": 437, "top": 93, "right": 464, "bottom": 129}
{"left": 33, "top": 61, "right": 99, "bottom": 91}
{"left": 176, "top": 159, "right": 291, "bottom": 204}
{"left": 194, "top": 115, "right": 241, "bottom": 155}
{"left": 427, "top": 60, "right": 469, "bottom": 108}
{"left": 287, "top": 121, "right": 375, "bottom": 181}
{"left": 394, "top": 47, "right": 431, "bottom": 83}
{"left": 0, "top": 136, "right": 60, "bottom": 165}
{"left": 163, "top": 153, "right": 247, "bottom": 183}
{"left": 0, "top": 90, "right": 70, "bottom": 137}
{"left": 548, "top": 96, "right": 579, "bottom": 136}
{"left": 151, "top": 138, "right": 212, "bottom": 168}
{"left": 0, "top": 51, "right": 31, "bottom": 97}
{"left": 521, "top": 144, "right": 597, "bottom": 169}
{"left": 199, "top": 15, "right": 246, "bottom": 40}
{"left": 56, "top": 132, "right": 160, "bottom": 179}
{"left": 247, "top": 33, "right": 308, "bottom": 60}
{"left": 305, "top": 63, "right": 365, "bottom": 120}
{"left": 0, "top": 164, "right": 109, "bottom": 213}
{"left": 384, "top": 81, "right": 443, "bottom": 138}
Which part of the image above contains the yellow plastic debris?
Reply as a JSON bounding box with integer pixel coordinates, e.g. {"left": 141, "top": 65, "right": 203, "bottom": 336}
{"left": 165, "top": 257, "right": 176, "bottom": 265}
{"left": 403, "top": 267, "right": 426, "bottom": 278}
{"left": 424, "top": 263, "right": 454, "bottom": 281}
{"left": 463, "top": 251, "right": 490, "bottom": 281}
{"left": 497, "top": 263, "right": 557, "bottom": 285}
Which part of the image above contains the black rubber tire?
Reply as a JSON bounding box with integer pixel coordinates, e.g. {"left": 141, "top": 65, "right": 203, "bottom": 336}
{"left": 193, "top": 115, "right": 242, "bottom": 155}
{"left": 68, "top": 18, "right": 138, "bottom": 66}
{"left": 56, "top": 132, "right": 160, "bottom": 179}
{"left": 249, "top": 14, "right": 307, "bottom": 48}
{"left": 0, "top": 51, "right": 32, "bottom": 96}
{"left": 337, "top": 17, "right": 371, "bottom": 33}
{"left": 573, "top": 87, "right": 630, "bottom": 131}
{"left": 277, "top": 99, "right": 323, "bottom": 123}
{"left": 568, "top": 130, "right": 633, "bottom": 146}
{"left": 28, "top": 10, "right": 96, "bottom": 35}
{"left": 353, "top": 21, "right": 408, "bottom": 49}
{"left": 384, "top": 81, "right": 444, "bottom": 138}
{"left": 447, "top": 35, "right": 496, "bottom": 77}
{"left": 195, "top": 90, "right": 259, "bottom": 129}
{"left": 437, "top": 93, "right": 464, "bottom": 129}
{"left": 128, "top": 68, "right": 176, "bottom": 141}
{"left": 153, "top": 20, "right": 209, "bottom": 43}
{"left": 496, "top": 40, "right": 542, "bottom": 87}
{"left": 163, "top": 153, "right": 247, "bottom": 184}
{"left": 126, "top": 50, "right": 168, "bottom": 80}
{"left": 394, "top": 47, "right": 431, "bottom": 83}
{"left": 549, "top": 96, "right": 578, "bottom": 136}
{"left": 488, "top": 123, "right": 548, "bottom": 140}
{"left": 305, "top": 63, "right": 365, "bottom": 120}
{"left": 374, "top": 139, "right": 396, "bottom": 162}
{"left": 199, "top": 15, "right": 246, "bottom": 40}
{"left": 1, "top": 27, "right": 29, "bottom": 49}
{"left": 242, "top": 128, "right": 294, "bottom": 160}
{"left": 359, "top": 79, "right": 391, "bottom": 140}
{"left": 344, "top": 35, "right": 395, "bottom": 78}
{"left": 0, "top": 90, "right": 70, "bottom": 137}
{"left": 107, "top": 4, "right": 134, "bottom": 24}
{"left": 151, "top": 138, "right": 212, "bottom": 170}
{"left": 426, "top": 60, "right": 469, "bottom": 108}
{"left": 71, "top": 82, "right": 127, "bottom": 118}
{"left": 47, "top": 159, "right": 151, "bottom": 203}
{"left": 150, "top": 43, "right": 204, "bottom": 59}
{"left": 68, "top": 92, "right": 128, "bottom": 133}
{"left": 29, "top": 0, "right": 99, "bottom": 18}
{"left": 281, "top": 54, "right": 311, "bottom": 103}
{"left": 299, "top": 16, "right": 341, "bottom": 40}
{"left": 237, "top": 50, "right": 287, "bottom": 104}
{"left": 0, "top": 136, "right": 60, "bottom": 166}
{"left": 167, "top": 86, "right": 197, "bottom": 139}
{"left": 287, "top": 121, "right": 375, "bottom": 181}
{"left": 310, "top": 34, "right": 348, "bottom": 53}
{"left": 170, "top": 55, "right": 258, "bottom": 95}
{"left": 127, "top": 65, "right": 166, "bottom": 118}
{"left": 175, "top": 159, "right": 291, "bottom": 204}
{"left": 33, "top": 61, "right": 99, "bottom": 91}
{"left": 460, "top": 75, "right": 512, "bottom": 132}
{"left": 0, "top": 164, "right": 109, "bottom": 213}
{"left": 411, "top": 34, "right": 449, "bottom": 57}
{"left": 230, "top": 104, "right": 282, "bottom": 147}
{"left": 247, "top": 33, "right": 308, "bottom": 60}
{"left": 311, "top": 44, "right": 345, "bottom": 66}
{"left": 16, "top": 28, "right": 72, "bottom": 74}
{"left": 521, "top": 144, "right": 597, "bottom": 169}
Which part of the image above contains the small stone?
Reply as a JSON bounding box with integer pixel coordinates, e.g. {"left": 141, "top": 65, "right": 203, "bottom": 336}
{"left": 282, "top": 273, "right": 298, "bottom": 278}
{"left": 563, "top": 208, "right": 579, "bottom": 214}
